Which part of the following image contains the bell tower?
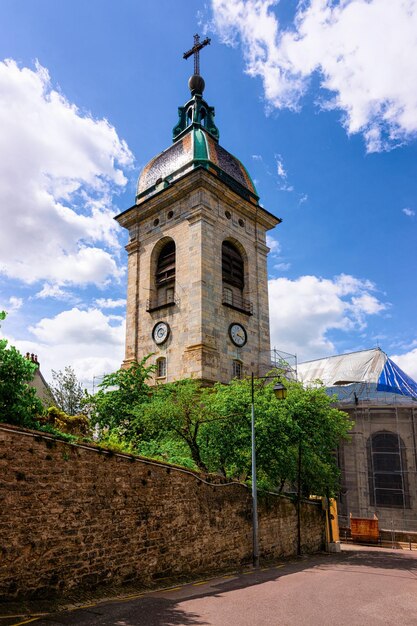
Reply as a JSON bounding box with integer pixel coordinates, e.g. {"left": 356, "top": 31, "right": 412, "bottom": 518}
{"left": 115, "top": 36, "right": 281, "bottom": 384}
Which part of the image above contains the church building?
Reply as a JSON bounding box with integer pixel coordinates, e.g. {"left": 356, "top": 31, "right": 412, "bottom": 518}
{"left": 115, "top": 36, "right": 280, "bottom": 384}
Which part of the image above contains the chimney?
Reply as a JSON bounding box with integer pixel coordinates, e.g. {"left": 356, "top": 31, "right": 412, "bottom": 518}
{"left": 26, "top": 352, "right": 40, "bottom": 366}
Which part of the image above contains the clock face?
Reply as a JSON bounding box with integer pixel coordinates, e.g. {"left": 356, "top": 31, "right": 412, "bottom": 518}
{"left": 152, "top": 321, "right": 170, "bottom": 345}
{"left": 229, "top": 323, "right": 247, "bottom": 347}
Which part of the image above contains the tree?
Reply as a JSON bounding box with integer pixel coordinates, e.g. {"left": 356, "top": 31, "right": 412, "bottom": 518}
{"left": 281, "top": 381, "right": 352, "bottom": 497}
{"left": 50, "top": 366, "right": 85, "bottom": 415}
{"left": 87, "top": 355, "right": 351, "bottom": 496}
{"left": 137, "top": 379, "right": 215, "bottom": 471}
{"left": 202, "top": 377, "right": 294, "bottom": 486}
{"left": 0, "top": 311, "right": 44, "bottom": 426}
{"left": 86, "top": 357, "right": 155, "bottom": 438}
{"left": 200, "top": 377, "right": 352, "bottom": 496}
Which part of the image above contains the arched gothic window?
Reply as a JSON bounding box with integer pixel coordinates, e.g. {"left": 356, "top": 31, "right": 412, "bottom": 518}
{"left": 367, "top": 431, "right": 409, "bottom": 508}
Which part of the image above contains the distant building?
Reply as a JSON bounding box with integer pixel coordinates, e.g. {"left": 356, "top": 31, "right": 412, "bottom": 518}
{"left": 25, "top": 353, "right": 54, "bottom": 408}
{"left": 298, "top": 348, "right": 417, "bottom": 532}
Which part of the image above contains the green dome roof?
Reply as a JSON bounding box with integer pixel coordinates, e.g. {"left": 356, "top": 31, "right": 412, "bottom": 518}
{"left": 136, "top": 126, "right": 257, "bottom": 203}
{"left": 136, "top": 86, "right": 258, "bottom": 204}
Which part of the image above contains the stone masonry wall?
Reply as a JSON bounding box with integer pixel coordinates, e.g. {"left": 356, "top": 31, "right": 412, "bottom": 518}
{"left": 0, "top": 425, "right": 325, "bottom": 601}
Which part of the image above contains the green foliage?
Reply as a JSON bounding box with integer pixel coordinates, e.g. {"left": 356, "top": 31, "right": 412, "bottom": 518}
{"left": 280, "top": 381, "right": 352, "bottom": 497}
{"left": 85, "top": 357, "right": 155, "bottom": 437}
{"left": 136, "top": 438, "right": 198, "bottom": 470}
{"left": 50, "top": 366, "right": 85, "bottom": 415}
{"left": 0, "top": 313, "right": 44, "bottom": 427}
{"left": 86, "top": 352, "right": 352, "bottom": 496}
{"left": 34, "top": 422, "right": 79, "bottom": 443}
{"left": 200, "top": 377, "right": 253, "bottom": 478}
{"left": 136, "top": 379, "right": 214, "bottom": 471}
{"left": 201, "top": 378, "right": 295, "bottom": 486}
{"left": 96, "top": 430, "right": 137, "bottom": 455}
{"left": 141, "top": 377, "right": 351, "bottom": 496}
{"left": 40, "top": 405, "right": 91, "bottom": 436}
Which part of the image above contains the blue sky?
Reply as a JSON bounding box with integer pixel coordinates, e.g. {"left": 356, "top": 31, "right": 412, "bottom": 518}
{"left": 1, "top": 0, "right": 417, "bottom": 386}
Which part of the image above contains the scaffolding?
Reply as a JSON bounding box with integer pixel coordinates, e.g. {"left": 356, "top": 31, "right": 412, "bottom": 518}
{"left": 269, "top": 348, "right": 297, "bottom": 381}
{"left": 336, "top": 387, "right": 417, "bottom": 534}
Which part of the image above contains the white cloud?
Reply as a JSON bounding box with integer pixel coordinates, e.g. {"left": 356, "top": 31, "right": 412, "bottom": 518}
{"left": 274, "top": 262, "right": 291, "bottom": 271}
{"left": 0, "top": 59, "right": 133, "bottom": 287}
{"left": 268, "top": 273, "right": 388, "bottom": 360}
{"left": 266, "top": 233, "right": 281, "bottom": 254}
{"left": 212, "top": 0, "right": 417, "bottom": 152}
{"left": 8, "top": 296, "right": 23, "bottom": 312}
{"left": 390, "top": 348, "right": 417, "bottom": 382}
{"left": 0, "top": 296, "right": 23, "bottom": 314}
{"left": 9, "top": 307, "right": 125, "bottom": 388}
{"left": 275, "top": 154, "right": 287, "bottom": 178}
{"left": 267, "top": 234, "right": 291, "bottom": 272}
{"left": 35, "top": 283, "right": 77, "bottom": 302}
{"left": 252, "top": 154, "right": 263, "bottom": 160}
{"left": 403, "top": 208, "right": 415, "bottom": 217}
{"left": 274, "top": 153, "right": 294, "bottom": 190}
{"left": 95, "top": 298, "right": 127, "bottom": 309}
{"left": 30, "top": 307, "right": 123, "bottom": 346}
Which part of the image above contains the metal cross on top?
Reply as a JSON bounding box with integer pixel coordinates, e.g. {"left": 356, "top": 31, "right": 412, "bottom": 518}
{"left": 183, "top": 34, "right": 211, "bottom": 76}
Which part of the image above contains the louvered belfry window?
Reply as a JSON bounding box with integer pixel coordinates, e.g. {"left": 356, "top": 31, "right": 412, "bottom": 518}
{"left": 156, "top": 241, "right": 176, "bottom": 286}
{"left": 222, "top": 241, "right": 244, "bottom": 290}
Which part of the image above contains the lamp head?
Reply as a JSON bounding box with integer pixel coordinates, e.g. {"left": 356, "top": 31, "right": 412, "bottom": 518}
{"left": 273, "top": 382, "right": 287, "bottom": 400}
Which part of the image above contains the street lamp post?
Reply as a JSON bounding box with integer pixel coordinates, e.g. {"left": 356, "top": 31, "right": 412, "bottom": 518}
{"left": 297, "top": 434, "right": 302, "bottom": 556}
{"left": 250, "top": 374, "right": 287, "bottom": 568}
{"left": 251, "top": 373, "right": 260, "bottom": 568}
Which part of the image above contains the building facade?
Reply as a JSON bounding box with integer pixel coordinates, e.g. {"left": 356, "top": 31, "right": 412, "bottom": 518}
{"left": 116, "top": 68, "right": 280, "bottom": 384}
{"left": 338, "top": 402, "right": 417, "bottom": 533}
{"left": 298, "top": 349, "right": 417, "bottom": 532}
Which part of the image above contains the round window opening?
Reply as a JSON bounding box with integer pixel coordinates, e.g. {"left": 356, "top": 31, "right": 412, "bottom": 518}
{"left": 225, "top": 210, "right": 232, "bottom": 220}
{"left": 167, "top": 210, "right": 174, "bottom": 219}
{"left": 153, "top": 218, "right": 160, "bottom": 227}
{"left": 238, "top": 218, "right": 245, "bottom": 227}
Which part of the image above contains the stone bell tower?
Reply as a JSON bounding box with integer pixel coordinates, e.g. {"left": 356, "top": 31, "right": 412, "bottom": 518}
{"left": 115, "top": 36, "right": 281, "bottom": 384}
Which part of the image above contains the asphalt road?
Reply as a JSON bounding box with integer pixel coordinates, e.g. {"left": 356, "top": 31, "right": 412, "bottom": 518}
{"left": 9, "top": 545, "right": 417, "bottom": 626}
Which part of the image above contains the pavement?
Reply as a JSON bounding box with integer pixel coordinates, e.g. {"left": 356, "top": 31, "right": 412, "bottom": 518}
{"left": 3, "top": 544, "right": 417, "bottom": 626}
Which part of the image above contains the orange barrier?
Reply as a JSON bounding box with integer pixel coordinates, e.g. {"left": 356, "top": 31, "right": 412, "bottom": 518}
{"left": 350, "top": 513, "right": 379, "bottom": 543}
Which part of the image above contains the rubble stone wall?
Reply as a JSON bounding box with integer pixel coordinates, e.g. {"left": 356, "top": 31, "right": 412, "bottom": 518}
{"left": 0, "top": 425, "right": 325, "bottom": 601}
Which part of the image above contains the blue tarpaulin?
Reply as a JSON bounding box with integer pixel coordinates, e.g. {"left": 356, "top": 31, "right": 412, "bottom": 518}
{"left": 377, "top": 358, "right": 417, "bottom": 398}
{"left": 298, "top": 348, "right": 417, "bottom": 403}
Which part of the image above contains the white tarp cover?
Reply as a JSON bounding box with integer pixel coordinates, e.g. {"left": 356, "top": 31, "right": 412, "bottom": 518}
{"left": 298, "top": 349, "right": 386, "bottom": 386}
{"left": 298, "top": 348, "right": 417, "bottom": 399}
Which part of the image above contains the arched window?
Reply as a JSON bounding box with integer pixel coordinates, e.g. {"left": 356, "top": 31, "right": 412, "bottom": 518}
{"left": 222, "top": 240, "right": 252, "bottom": 314}
{"left": 222, "top": 241, "right": 244, "bottom": 290}
{"left": 156, "top": 241, "right": 175, "bottom": 286}
{"left": 187, "top": 106, "right": 193, "bottom": 126}
{"left": 232, "top": 360, "right": 242, "bottom": 379}
{"left": 156, "top": 357, "right": 167, "bottom": 379}
{"left": 147, "top": 240, "right": 176, "bottom": 311}
{"left": 367, "top": 432, "right": 409, "bottom": 508}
